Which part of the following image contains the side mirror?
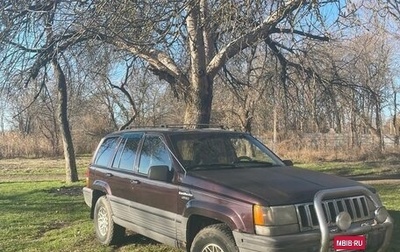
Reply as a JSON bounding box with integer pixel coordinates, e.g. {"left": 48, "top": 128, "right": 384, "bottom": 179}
{"left": 283, "top": 160, "right": 293, "bottom": 166}
{"left": 148, "top": 165, "right": 170, "bottom": 182}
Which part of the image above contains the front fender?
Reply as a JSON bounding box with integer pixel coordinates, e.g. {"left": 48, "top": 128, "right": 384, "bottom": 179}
{"left": 183, "top": 199, "right": 247, "bottom": 231}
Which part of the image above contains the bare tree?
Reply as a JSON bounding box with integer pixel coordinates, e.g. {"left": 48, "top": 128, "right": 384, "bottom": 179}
{"left": 378, "top": 0, "right": 400, "bottom": 22}
{"left": 298, "top": 31, "right": 392, "bottom": 150}
{"left": 0, "top": 1, "right": 88, "bottom": 182}
{"left": 217, "top": 45, "right": 276, "bottom": 132}
{"left": 79, "top": 0, "right": 337, "bottom": 127}
{"left": 79, "top": 45, "right": 177, "bottom": 130}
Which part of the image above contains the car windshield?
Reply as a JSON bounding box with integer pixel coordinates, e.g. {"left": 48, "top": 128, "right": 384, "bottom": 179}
{"left": 170, "top": 132, "right": 284, "bottom": 171}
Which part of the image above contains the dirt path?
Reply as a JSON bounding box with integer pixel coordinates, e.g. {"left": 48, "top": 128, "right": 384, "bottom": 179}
{"left": 359, "top": 179, "right": 400, "bottom": 185}
{"left": 347, "top": 174, "right": 400, "bottom": 185}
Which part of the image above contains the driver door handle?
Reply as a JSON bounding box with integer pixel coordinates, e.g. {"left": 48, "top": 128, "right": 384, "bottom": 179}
{"left": 131, "top": 179, "right": 141, "bottom": 184}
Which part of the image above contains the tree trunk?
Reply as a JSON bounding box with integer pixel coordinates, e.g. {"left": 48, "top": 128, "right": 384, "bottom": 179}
{"left": 183, "top": 78, "right": 213, "bottom": 126}
{"left": 184, "top": 3, "right": 213, "bottom": 127}
{"left": 375, "top": 102, "right": 384, "bottom": 152}
{"left": 241, "top": 109, "right": 253, "bottom": 133}
{"left": 52, "top": 58, "right": 78, "bottom": 183}
{"left": 350, "top": 98, "right": 358, "bottom": 148}
{"left": 394, "top": 90, "right": 399, "bottom": 146}
{"left": 273, "top": 103, "right": 278, "bottom": 150}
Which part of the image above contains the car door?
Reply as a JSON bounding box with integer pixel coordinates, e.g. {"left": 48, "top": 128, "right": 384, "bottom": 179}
{"left": 107, "top": 133, "right": 143, "bottom": 199}
{"left": 129, "top": 133, "right": 180, "bottom": 246}
{"left": 92, "top": 133, "right": 143, "bottom": 220}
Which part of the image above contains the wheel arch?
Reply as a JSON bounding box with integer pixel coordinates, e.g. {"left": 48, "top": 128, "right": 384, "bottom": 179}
{"left": 184, "top": 201, "right": 245, "bottom": 251}
{"left": 90, "top": 180, "right": 111, "bottom": 219}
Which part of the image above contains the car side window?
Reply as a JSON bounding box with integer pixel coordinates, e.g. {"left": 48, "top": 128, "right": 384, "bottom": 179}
{"left": 94, "top": 137, "right": 119, "bottom": 167}
{"left": 112, "top": 134, "right": 142, "bottom": 171}
{"left": 138, "top": 135, "right": 171, "bottom": 175}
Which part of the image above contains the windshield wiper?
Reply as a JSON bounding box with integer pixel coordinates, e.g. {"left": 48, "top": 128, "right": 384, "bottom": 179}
{"left": 188, "top": 163, "right": 236, "bottom": 171}
{"left": 233, "top": 160, "right": 274, "bottom": 166}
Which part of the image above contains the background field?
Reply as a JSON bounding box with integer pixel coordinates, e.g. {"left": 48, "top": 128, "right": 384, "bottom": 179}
{"left": 0, "top": 156, "right": 398, "bottom": 251}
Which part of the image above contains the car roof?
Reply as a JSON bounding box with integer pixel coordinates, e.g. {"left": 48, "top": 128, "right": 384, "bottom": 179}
{"left": 105, "top": 126, "right": 243, "bottom": 137}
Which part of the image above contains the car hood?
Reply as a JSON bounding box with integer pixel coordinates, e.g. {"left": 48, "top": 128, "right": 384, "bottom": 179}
{"left": 189, "top": 166, "right": 368, "bottom": 205}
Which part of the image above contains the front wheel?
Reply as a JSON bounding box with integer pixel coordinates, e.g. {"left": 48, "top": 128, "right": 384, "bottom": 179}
{"left": 94, "top": 196, "right": 125, "bottom": 245}
{"left": 190, "top": 224, "right": 238, "bottom": 252}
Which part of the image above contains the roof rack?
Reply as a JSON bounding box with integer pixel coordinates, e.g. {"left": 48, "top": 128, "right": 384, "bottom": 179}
{"left": 123, "top": 125, "right": 160, "bottom": 130}
{"left": 123, "top": 124, "right": 227, "bottom": 130}
{"left": 159, "top": 124, "right": 225, "bottom": 129}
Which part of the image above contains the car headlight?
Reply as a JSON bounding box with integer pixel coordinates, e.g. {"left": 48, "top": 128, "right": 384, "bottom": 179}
{"left": 369, "top": 193, "right": 389, "bottom": 223}
{"left": 375, "top": 206, "right": 389, "bottom": 224}
{"left": 253, "top": 205, "right": 299, "bottom": 236}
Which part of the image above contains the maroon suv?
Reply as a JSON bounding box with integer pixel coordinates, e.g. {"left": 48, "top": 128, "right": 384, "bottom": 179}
{"left": 83, "top": 127, "right": 393, "bottom": 252}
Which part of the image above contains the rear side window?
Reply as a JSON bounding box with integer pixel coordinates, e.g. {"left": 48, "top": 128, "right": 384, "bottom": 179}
{"left": 112, "top": 134, "right": 142, "bottom": 170}
{"left": 94, "top": 137, "right": 119, "bottom": 167}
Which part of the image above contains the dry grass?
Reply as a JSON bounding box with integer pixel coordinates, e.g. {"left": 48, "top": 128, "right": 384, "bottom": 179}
{"left": 0, "top": 155, "right": 91, "bottom": 182}
{"left": 275, "top": 143, "right": 400, "bottom": 163}
{"left": 2, "top": 130, "right": 400, "bottom": 164}
{"left": 0, "top": 131, "right": 99, "bottom": 159}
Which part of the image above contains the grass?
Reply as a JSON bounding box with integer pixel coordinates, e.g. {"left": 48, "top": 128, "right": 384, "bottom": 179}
{"left": 0, "top": 157, "right": 398, "bottom": 251}
{"left": 0, "top": 180, "right": 181, "bottom": 252}
{"left": 297, "top": 160, "right": 400, "bottom": 178}
{"left": 0, "top": 181, "right": 91, "bottom": 252}
{"left": 370, "top": 183, "right": 400, "bottom": 252}
{"left": 0, "top": 155, "right": 90, "bottom": 182}
{"left": 0, "top": 156, "right": 178, "bottom": 252}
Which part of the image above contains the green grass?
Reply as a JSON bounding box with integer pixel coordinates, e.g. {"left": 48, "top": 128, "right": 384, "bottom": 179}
{"left": 371, "top": 183, "right": 400, "bottom": 252}
{"left": 0, "top": 156, "right": 179, "bottom": 252}
{"left": 0, "top": 181, "right": 91, "bottom": 252}
{"left": 0, "top": 180, "right": 179, "bottom": 252}
{"left": 298, "top": 160, "right": 400, "bottom": 178}
{"left": 0, "top": 157, "right": 398, "bottom": 251}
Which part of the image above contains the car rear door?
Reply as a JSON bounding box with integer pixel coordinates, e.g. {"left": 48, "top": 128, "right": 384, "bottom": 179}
{"left": 91, "top": 133, "right": 143, "bottom": 218}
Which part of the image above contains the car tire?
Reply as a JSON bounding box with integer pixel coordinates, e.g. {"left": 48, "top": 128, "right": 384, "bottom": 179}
{"left": 94, "top": 196, "right": 125, "bottom": 245}
{"left": 190, "top": 224, "right": 238, "bottom": 252}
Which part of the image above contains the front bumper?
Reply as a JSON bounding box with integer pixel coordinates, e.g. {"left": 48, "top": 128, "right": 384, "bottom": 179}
{"left": 233, "top": 186, "right": 393, "bottom": 252}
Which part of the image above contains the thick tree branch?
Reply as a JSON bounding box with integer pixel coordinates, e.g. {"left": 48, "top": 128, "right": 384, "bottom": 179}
{"left": 109, "top": 38, "right": 190, "bottom": 95}
{"left": 207, "top": 0, "right": 308, "bottom": 78}
{"left": 26, "top": 31, "right": 89, "bottom": 86}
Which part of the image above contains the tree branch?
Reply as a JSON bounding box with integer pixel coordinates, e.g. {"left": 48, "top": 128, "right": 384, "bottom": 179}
{"left": 207, "top": 0, "right": 308, "bottom": 78}
{"left": 106, "top": 73, "right": 139, "bottom": 130}
{"left": 272, "top": 28, "right": 330, "bottom": 41}
{"left": 109, "top": 37, "right": 190, "bottom": 95}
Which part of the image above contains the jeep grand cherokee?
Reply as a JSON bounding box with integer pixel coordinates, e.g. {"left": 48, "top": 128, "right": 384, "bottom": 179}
{"left": 82, "top": 127, "right": 393, "bottom": 252}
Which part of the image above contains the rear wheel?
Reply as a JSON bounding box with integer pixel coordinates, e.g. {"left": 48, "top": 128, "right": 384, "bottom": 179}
{"left": 94, "top": 196, "right": 125, "bottom": 245}
{"left": 190, "top": 224, "right": 238, "bottom": 252}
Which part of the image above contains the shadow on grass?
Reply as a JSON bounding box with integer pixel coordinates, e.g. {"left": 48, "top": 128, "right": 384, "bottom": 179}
{"left": 108, "top": 231, "right": 171, "bottom": 251}
{"left": 120, "top": 232, "right": 159, "bottom": 246}
{"left": 45, "top": 185, "right": 83, "bottom": 196}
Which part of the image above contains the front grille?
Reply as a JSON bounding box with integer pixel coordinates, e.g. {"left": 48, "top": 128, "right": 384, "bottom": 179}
{"left": 295, "top": 196, "right": 372, "bottom": 231}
